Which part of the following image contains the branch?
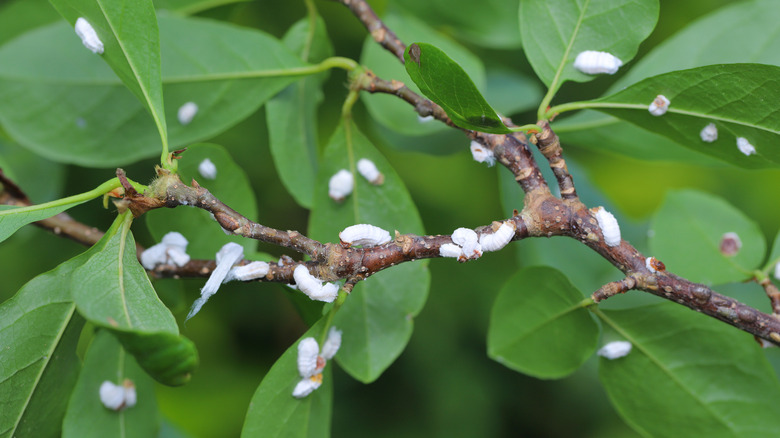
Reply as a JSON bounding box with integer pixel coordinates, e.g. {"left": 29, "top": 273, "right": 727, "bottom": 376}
{"left": 331, "top": 0, "right": 406, "bottom": 62}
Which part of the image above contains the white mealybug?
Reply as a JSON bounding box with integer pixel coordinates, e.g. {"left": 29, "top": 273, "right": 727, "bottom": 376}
{"left": 573, "top": 50, "right": 623, "bottom": 75}
{"left": 228, "top": 261, "right": 270, "bottom": 281}
{"left": 645, "top": 257, "right": 657, "bottom": 273}
{"left": 417, "top": 115, "right": 434, "bottom": 123}
{"left": 293, "top": 265, "right": 339, "bottom": 302}
{"left": 597, "top": 341, "right": 632, "bottom": 360}
{"left": 648, "top": 95, "right": 670, "bottom": 116}
{"left": 452, "top": 227, "right": 482, "bottom": 259}
{"left": 774, "top": 262, "right": 780, "bottom": 281}
{"left": 478, "top": 222, "right": 515, "bottom": 252}
{"left": 140, "top": 231, "right": 191, "bottom": 269}
{"left": 99, "top": 380, "right": 136, "bottom": 411}
{"left": 594, "top": 207, "right": 621, "bottom": 247}
{"left": 320, "top": 327, "right": 342, "bottom": 360}
{"left": 736, "top": 137, "right": 756, "bottom": 156}
{"left": 293, "top": 328, "right": 341, "bottom": 398}
{"left": 186, "top": 242, "right": 244, "bottom": 321}
{"left": 339, "top": 224, "right": 391, "bottom": 247}
{"left": 75, "top": 18, "right": 104, "bottom": 54}
{"left": 178, "top": 102, "right": 198, "bottom": 125}
{"left": 700, "top": 123, "right": 718, "bottom": 143}
{"left": 719, "top": 232, "right": 742, "bottom": 256}
{"left": 198, "top": 158, "right": 217, "bottom": 180}
{"left": 470, "top": 141, "right": 495, "bottom": 167}
{"left": 357, "top": 158, "right": 384, "bottom": 185}
{"left": 439, "top": 243, "right": 464, "bottom": 259}
{"left": 328, "top": 169, "right": 354, "bottom": 202}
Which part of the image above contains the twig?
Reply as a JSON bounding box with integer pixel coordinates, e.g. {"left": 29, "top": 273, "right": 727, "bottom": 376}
{"left": 533, "top": 121, "right": 578, "bottom": 201}
{"left": 759, "top": 278, "right": 780, "bottom": 316}
{"left": 331, "top": 0, "right": 406, "bottom": 62}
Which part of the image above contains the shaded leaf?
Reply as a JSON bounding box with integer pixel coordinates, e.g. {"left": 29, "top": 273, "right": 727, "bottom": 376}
{"left": 241, "top": 320, "right": 332, "bottom": 438}
{"left": 599, "top": 303, "right": 780, "bottom": 437}
{"left": 487, "top": 266, "right": 599, "bottom": 379}
{"left": 649, "top": 189, "right": 764, "bottom": 286}
{"left": 63, "top": 330, "right": 159, "bottom": 438}
{"left": 519, "top": 0, "right": 658, "bottom": 88}
{"left": 0, "top": 258, "right": 86, "bottom": 438}
{"left": 153, "top": 0, "right": 249, "bottom": 15}
{"left": 396, "top": 0, "right": 522, "bottom": 49}
{"left": 484, "top": 68, "right": 544, "bottom": 117}
{"left": 73, "top": 212, "right": 198, "bottom": 385}
{"left": 0, "top": 139, "right": 66, "bottom": 202}
{"left": 588, "top": 64, "right": 780, "bottom": 168}
{"left": 360, "top": 10, "right": 485, "bottom": 137}
{"left": 308, "top": 122, "right": 430, "bottom": 382}
{"left": 49, "top": 0, "right": 168, "bottom": 150}
{"left": 266, "top": 16, "right": 333, "bottom": 208}
{"left": 0, "top": 199, "right": 89, "bottom": 244}
{"left": 0, "top": 15, "right": 305, "bottom": 166}
{"left": 146, "top": 143, "right": 258, "bottom": 257}
{"left": 404, "top": 43, "right": 510, "bottom": 134}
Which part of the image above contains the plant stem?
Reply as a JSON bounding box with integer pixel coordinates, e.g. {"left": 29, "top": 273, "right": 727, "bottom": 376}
{"left": 0, "top": 178, "right": 126, "bottom": 217}
{"left": 164, "top": 57, "right": 359, "bottom": 84}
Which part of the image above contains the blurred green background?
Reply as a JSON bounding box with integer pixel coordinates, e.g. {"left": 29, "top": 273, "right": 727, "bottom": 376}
{"left": 2, "top": 0, "right": 780, "bottom": 436}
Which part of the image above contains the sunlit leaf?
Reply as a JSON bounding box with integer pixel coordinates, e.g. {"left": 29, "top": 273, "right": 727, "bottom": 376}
{"left": 587, "top": 64, "right": 780, "bottom": 168}
{"left": 145, "top": 143, "right": 258, "bottom": 257}
{"left": 649, "top": 189, "right": 764, "bottom": 286}
{"left": 49, "top": 0, "right": 168, "bottom": 152}
{"left": 488, "top": 266, "right": 599, "bottom": 379}
{"left": 308, "top": 122, "right": 430, "bottom": 382}
{"left": 519, "top": 0, "right": 658, "bottom": 89}
{"left": 360, "top": 10, "right": 485, "bottom": 137}
{"left": 404, "top": 43, "right": 510, "bottom": 134}
{"left": 241, "top": 320, "right": 332, "bottom": 438}
{"left": 599, "top": 303, "right": 780, "bottom": 437}
{"left": 62, "top": 330, "right": 159, "bottom": 438}
{"left": 266, "top": 16, "right": 333, "bottom": 208}
{"left": 0, "top": 15, "right": 305, "bottom": 166}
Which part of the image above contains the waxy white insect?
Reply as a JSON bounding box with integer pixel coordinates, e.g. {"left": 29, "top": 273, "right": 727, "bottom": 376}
{"left": 293, "top": 327, "right": 342, "bottom": 398}
{"left": 140, "top": 231, "right": 191, "bottom": 270}
{"left": 178, "top": 102, "right": 198, "bottom": 125}
{"left": 228, "top": 261, "right": 270, "bottom": 281}
{"left": 99, "top": 380, "right": 136, "bottom": 411}
{"left": 736, "top": 137, "right": 756, "bottom": 156}
{"left": 594, "top": 207, "right": 621, "bottom": 247}
{"left": 357, "top": 158, "right": 384, "bottom": 185}
{"left": 470, "top": 141, "right": 495, "bottom": 167}
{"left": 774, "top": 262, "right": 780, "bottom": 281}
{"left": 198, "top": 158, "right": 217, "bottom": 180}
{"left": 479, "top": 222, "right": 515, "bottom": 252}
{"left": 339, "top": 224, "right": 391, "bottom": 247}
{"left": 648, "top": 95, "right": 670, "bottom": 116}
{"left": 417, "top": 115, "right": 434, "bottom": 123}
{"left": 598, "top": 341, "right": 632, "bottom": 360}
{"left": 645, "top": 257, "right": 665, "bottom": 273}
{"left": 452, "top": 227, "right": 482, "bottom": 259}
{"left": 75, "top": 18, "right": 104, "bottom": 54}
{"left": 700, "top": 123, "right": 718, "bottom": 142}
{"left": 293, "top": 265, "right": 339, "bottom": 302}
{"left": 328, "top": 169, "right": 354, "bottom": 202}
{"left": 186, "top": 242, "right": 244, "bottom": 321}
{"left": 573, "top": 50, "right": 622, "bottom": 75}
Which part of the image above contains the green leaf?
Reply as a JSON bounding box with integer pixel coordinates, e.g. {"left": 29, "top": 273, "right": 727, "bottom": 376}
{"left": 395, "top": 0, "right": 522, "bottom": 49}
{"left": 49, "top": 0, "right": 168, "bottom": 155}
{"left": 487, "top": 266, "right": 599, "bottom": 379}
{"left": 0, "top": 199, "right": 88, "bottom": 244}
{"left": 564, "top": 0, "right": 780, "bottom": 162}
{"left": 484, "top": 68, "right": 544, "bottom": 117}
{"left": 146, "top": 143, "right": 258, "bottom": 257}
{"left": 586, "top": 64, "right": 780, "bottom": 168}
{"left": 63, "top": 330, "right": 159, "bottom": 438}
{"left": 241, "top": 320, "right": 332, "bottom": 438}
{"left": 598, "top": 303, "right": 780, "bottom": 437}
{"left": 266, "top": 16, "right": 333, "bottom": 208}
{"left": 0, "top": 259, "right": 86, "bottom": 438}
{"left": 153, "top": 0, "right": 249, "bottom": 15}
{"left": 0, "top": 139, "right": 66, "bottom": 202}
{"left": 404, "top": 42, "right": 511, "bottom": 134}
{"left": 519, "top": 0, "right": 658, "bottom": 89}
{"left": 649, "top": 189, "right": 764, "bottom": 286}
{"left": 308, "top": 122, "right": 430, "bottom": 382}
{"left": 0, "top": 0, "right": 60, "bottom": 46}
{"left": 360, "top": 10, "right": 485, "bottom": 137}
{"left": 72, "top": 212, "right": 198, "bottom": 385}
{"left": 0, "top": 15, "right": 305, "bottom": 166}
